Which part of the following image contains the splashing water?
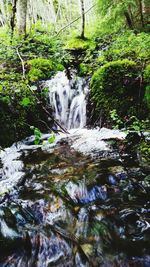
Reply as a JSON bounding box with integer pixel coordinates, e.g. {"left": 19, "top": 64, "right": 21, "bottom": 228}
{"left": 46, "top": 71, "right": 88, "bottom": 129}
{"left": 0, "top": 72, "right": 150, "bottom": 267}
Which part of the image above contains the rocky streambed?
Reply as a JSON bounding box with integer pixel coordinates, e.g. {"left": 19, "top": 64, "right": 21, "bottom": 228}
{"left": 0, "top": 128, "right": 150, "bottom": 267}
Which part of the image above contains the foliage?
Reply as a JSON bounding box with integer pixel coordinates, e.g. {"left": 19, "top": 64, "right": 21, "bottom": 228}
{"left": 110, "top": 109, "right": 123, "bottom": 129}
{"left": 79, "top": 63, "right": 89, "bottom": 76}
{"left": 33, "top": 127, "right": 42, "bottom": 145}
{"left": 0, "top": 0, "right": 150, "bottom": 146}
{"left": 48, "top": 134, "right": 56, "bottom": 144}
{"left": 110, "top": 110, "right": 150, "bottom": 131}
{"left": 27, "top": 58, "right": 54, "bottom": 82}
{"left": 0, "top": 28, "right": 66, "bottom": 146}
{"left": 95, "top": 32, "right": 150, "bottom": 68}
{"left": 65, "top": 36, "right": 96, "bottom": 50}
{"left": 90, "top": 59, "right": 143, "bottom": 117}
{"left": 96, "top": 0, "right": 150, "bottom": 32}
{"left": 144, "top": 64, "right": 150, "bottom": 108}
{"left": 139, "top": 140, "right": 150, "bottom": 158}
{"left": 30, "top": 126, "right": 56, "bottom": 145}
{"left": 144, "top": 64, "right": 150, "bottom": 83}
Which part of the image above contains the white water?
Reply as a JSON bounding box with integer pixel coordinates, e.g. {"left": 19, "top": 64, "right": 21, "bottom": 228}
{"left": 46, "top": 71, "right": 126, "bottom": 155}
{"left": 46, "top": 71, "right": 88, "bottom": 129}
{"left": 0, "top": 72, "right": 126, "bottom": 196}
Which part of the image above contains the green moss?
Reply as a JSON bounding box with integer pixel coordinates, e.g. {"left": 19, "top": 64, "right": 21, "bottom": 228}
{"left": 91, "top": 59, "right": 137, "bottom": 93}
{"left": 95, "top": 32, "right": 150, "bottom": 68}
{"left": 97, "top": 56, "right": 107, "bottom": 66}
{"left": 65, "top": 37, "right": 96, "bottom": 50}
{"left": 79, "top": 63, "right": 89, "bottom": 76}
{"left": 0, "top": 78, "right": 46, "bottom": 146}
{"left": 27, "top": 58, "right": 54, "bottom": 82}
{"left": 56, "top": 63, "right": 65, "bottom": 71}
{"left": 90, "top": 59, "right": 143, "bottom": 117}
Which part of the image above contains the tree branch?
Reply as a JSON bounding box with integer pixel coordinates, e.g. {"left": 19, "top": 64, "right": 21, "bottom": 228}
{"left": 16, "top": 47, "right": 26, "bottom": 79}
{"left": 55, "top": 4, "right": 96, "bottom": 37}
{"left": 27, "top": 85, "right": 69, "bottom": 134}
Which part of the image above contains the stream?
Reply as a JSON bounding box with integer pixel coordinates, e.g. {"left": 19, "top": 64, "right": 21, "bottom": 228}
{"left": 0, "top": 72, "right": 150, "bottom": 267}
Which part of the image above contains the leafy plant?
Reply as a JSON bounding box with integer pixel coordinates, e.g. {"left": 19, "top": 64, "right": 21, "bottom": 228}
{"left": 110, "top": 109, "right": 123, "bottom": 129}
{"left": 110, "top": 110, "right": 149, "bottom": 131}
{"left": 30, "top": 126, "right": 56, "bottom": 145}
{"left": 20, "top": 97, "right": 31, "bottom": 107}
{"left": 31, "top": 127, "right": 42, "bottom": 145}
{"left": 48, "top": 134, "right": 56, "bottom": 144}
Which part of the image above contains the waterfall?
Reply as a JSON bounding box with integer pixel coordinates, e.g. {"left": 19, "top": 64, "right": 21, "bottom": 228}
{"left": 46, "top": 71, "right": 88, "bottom": 130}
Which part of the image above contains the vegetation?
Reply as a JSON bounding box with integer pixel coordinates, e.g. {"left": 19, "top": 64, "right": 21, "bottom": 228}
{"left": 0, "top": 0, "right": 149, "bottom": 146}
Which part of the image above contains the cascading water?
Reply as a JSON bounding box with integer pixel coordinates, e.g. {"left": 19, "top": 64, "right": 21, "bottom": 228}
{"left": 47, "top": 71, "right": 88, "bottom": 130}
{"left": 0, "top": 72, "right": 150, "bottom": 267}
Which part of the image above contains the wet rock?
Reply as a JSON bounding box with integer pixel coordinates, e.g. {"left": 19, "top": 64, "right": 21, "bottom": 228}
{"left": 0, "top": 206, "right": 30, "bottom": 254}
{"left": 65, "top": 181, "right": 107, "bottom": 204}
{"left": 107, "top": 175, "right": 117, "bottom": 185}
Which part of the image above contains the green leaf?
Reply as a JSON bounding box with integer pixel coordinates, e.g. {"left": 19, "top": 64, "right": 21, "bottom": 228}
{"left": 34, "top": 138, "right": 40, "bottom": 145}
{"left": 48, "top": 134, "right": 56, "bottom": 144}
{"left": 34, "top": 128, "right": 42, "bottom": 138}
{"left": 20, "top": 97, "right": 31, "bottom": 107}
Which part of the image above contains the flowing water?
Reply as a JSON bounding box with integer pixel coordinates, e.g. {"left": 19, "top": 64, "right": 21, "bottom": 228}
{"left": 0, "top": 72, "right": 150, "bottom": 267}
{"left": 47, "top": 71, "right": 88, "bottom": 129}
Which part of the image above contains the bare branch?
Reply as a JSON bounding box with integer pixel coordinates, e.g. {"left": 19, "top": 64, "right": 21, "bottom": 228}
{"left": 16, "top": 47, "right": 26, "bottom": 79}
{"left": 55, "top": 4, "right": 96, "bottom": 37}
{"left": 27, "top": 85, "right": 69, "bottom": 134}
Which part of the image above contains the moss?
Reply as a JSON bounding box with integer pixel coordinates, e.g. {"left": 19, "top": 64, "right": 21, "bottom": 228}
{"left": 79, "top": 63, "right": 89, "bottom": 76}
{"left": 91, "top": 59, "right": 137, "bottom": 94}
{"left": 90, "top": 59, "right": 145, "bottom": 117}
{"left": 56, "top": 63, "right": 65, "bottom": 71}
{"left": 27, "top": 58, "right": 54, "bottom": 82}
{"left": 97, "top": 56, "right": 107, "bottom": 66}
{"left": 65, "top": 37, "right": 96, "bottom": 50}
{"left": 0, "top": 78, "right": 48, "bottom": 147}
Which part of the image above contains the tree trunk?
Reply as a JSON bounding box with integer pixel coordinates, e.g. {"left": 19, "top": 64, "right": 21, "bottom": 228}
{"left": 10, "top": 0, "right": 18, "bottom": 37}
{"left": 138, "top": 0, "right": 144, "bottom": 28}
{"left": 17, "top": 0, "right": 28, "bottom": 35}
{"left": 142, "top": 0, "right": 150, "bottom": 29}
{"left": 80, "top": 0, "right": 85, "bottom": 39}
{"left": 124, "top": 11, "right": 133, "bottom": 29}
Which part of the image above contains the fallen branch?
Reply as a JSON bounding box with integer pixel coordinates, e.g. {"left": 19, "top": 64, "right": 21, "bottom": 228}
{"left": 16, "top": 47, "right": 26, "bottom": 79}
{"left": 28, "top": 85, "right": 69, "bottom": 134}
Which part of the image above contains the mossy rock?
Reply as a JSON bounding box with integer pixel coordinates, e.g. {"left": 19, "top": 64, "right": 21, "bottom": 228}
{"left": 27, "top": 58, "right": 54, "bottom": 82}
{"left": 65, "top": 37, "right": 96, "bottom": 51}
{"left": 79, "top": 63, "right": 89, "bottom": 76}
{"left": 90, "top": 59, "right": 144, "bottom": 117}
